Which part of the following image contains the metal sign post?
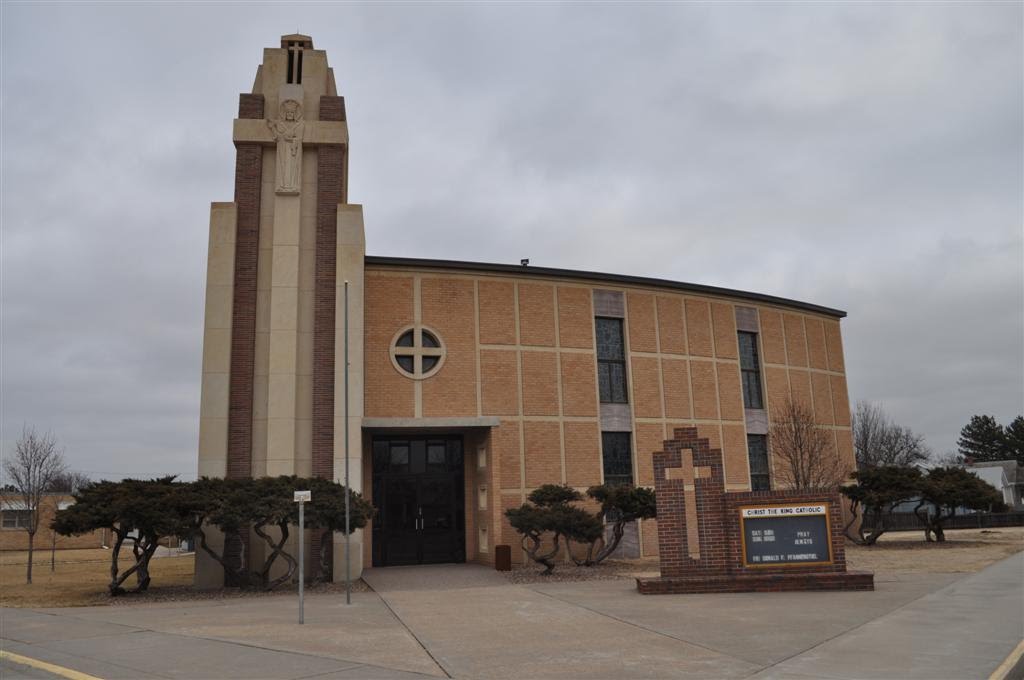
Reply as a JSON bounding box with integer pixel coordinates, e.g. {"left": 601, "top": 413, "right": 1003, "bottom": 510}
{"left": 294, "top": 490, "right": 311, "bottom": 624}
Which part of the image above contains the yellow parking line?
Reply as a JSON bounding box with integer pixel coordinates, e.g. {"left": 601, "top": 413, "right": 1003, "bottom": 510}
{"left": 990, "top": 639, "right": 1024, "bottom": 680}
{"left": 0, "top": 650, "right": 104, "bottom": 680}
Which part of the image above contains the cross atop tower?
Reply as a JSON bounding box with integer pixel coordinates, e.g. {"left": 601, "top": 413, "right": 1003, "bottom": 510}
{"left": 281, "top": 34, "right": 313, "bottom": 84}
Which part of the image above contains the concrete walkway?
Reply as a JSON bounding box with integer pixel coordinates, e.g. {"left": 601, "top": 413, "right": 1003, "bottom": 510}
{"left": 2, "top": 553, "right": 1021, "bottom": 679}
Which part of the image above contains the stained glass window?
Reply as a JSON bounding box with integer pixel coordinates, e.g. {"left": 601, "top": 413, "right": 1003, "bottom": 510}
{"left": 601, "top": 432, "right": 634, "bottom": 486}
{"left": 738, "top": 331, "right": 764, "bottom": 409}
{"left": 747, "top": 434, "right": 771, "bottom": 491}
{"left": 596, "top": 318, "right": 628, "bottom": 403}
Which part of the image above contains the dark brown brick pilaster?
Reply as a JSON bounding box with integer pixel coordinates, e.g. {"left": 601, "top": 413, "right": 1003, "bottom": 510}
{"left": 224, "top": 93, "right": 265, "bottom": 579}
{"left": 311, "top": 96, "right": 347, "bottom": 579}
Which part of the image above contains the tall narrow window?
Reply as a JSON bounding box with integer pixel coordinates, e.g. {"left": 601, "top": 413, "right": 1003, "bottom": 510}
{"left": 596, "top": 317, "right": 628, "bottom": 403}
{"left": 738, "top": 331, "right": 764, "bottom": 409}
{"left": 747, "top": 434, "right": 771, "bottom": 491}
{"left": 601, "top": 432, "right": 634, "bottom": 486}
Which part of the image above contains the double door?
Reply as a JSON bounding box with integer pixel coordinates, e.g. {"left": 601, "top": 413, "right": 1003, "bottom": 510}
{"left": 371, "top": 436, "right": 465, "bottom": 567}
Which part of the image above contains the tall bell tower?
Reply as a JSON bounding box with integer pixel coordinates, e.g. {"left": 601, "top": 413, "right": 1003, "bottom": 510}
{"left": 196, "top": 35, "right": 366, "bottom": 586}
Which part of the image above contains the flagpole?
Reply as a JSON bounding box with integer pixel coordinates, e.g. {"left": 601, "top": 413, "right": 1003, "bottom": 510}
{"left": 344, "top": 280, "right": 351, "bottom": 605}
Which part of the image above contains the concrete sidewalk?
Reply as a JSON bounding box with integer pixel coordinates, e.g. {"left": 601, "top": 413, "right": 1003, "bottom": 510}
{"left": 1, "top": 553, "right": 1021, "bottom": 679}
{"left": 751, "top": 550, "right": 1024, "bottom": 679}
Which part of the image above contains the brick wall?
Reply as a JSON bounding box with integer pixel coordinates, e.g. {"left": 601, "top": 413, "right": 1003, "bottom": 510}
{"left": 311, "top": 95, "right": 348, "bottom": 574}
{"left": 638, "top": 422, "right": 871, "bottom": 593}
{"left": 0, "top": 495, "right": 106, "bottom": 551}
{"left": 361, "top": 267, "right": 854, "bottom": 566}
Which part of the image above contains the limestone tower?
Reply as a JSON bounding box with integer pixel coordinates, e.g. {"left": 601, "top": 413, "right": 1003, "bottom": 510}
{"left": 196, "top": 35, "right": 365, "bottom": 586}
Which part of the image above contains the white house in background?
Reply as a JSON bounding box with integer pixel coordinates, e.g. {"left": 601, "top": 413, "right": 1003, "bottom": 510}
{"left": 967, "top": 460, "right": 1024, "bottom": 511}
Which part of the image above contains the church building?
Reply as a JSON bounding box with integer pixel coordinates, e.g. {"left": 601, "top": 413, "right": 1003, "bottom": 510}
{"left": 195, "top": 35, "right": 856, "bottom": 586}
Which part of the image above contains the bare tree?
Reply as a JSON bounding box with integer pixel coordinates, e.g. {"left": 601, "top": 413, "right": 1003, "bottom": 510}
{"left": 45, "top": 471, "right": 92, "bottom": 572}
{"left": 3, "top": 426, "right": 67, "bottom": 583}
{"left": 771, "top": 398, "right": 849, "bottom": 490}
{"left": 852, "top": 401, "right": 931, "bottom": 469}
{"left": 46, "top": 471, "right": 92, "bottom": 493}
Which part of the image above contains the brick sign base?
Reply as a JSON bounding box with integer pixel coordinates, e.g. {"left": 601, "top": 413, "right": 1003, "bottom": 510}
{"left": 636, "top": 427, "right": 873, "bottom": 595}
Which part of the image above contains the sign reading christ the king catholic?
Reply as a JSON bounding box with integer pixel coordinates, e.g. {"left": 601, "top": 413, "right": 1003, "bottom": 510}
{"left": 740, "top": 504, "right": 832, "bottom": 567}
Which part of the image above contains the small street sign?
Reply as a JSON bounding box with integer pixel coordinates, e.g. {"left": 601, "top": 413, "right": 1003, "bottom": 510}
{"left": 294, "top": 490, "right": 311, "bottom": 503}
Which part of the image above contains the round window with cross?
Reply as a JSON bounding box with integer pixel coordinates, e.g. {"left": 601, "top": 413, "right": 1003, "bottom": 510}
{"left": 389, "top": 325, "right": 446, "bottom": 380}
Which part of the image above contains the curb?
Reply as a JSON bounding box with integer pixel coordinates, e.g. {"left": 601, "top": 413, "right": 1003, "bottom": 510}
{"left": 990, "top": 639, "right": 1024, "bottom": 680}
{"left": 0, "top": 650, "right": 103, "bottom": 680}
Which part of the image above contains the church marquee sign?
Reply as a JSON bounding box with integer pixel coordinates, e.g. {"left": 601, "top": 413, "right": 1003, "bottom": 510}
{"left": 739, "top": 503, "right": 832, "bottom": 568}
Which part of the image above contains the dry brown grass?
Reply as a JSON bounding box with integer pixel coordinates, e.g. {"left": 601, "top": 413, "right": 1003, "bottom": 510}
{"left": 0, "top": 548, "right": 194, "bottom": 607}
{"left": 845, "top": 526, "right": 1024, "bottom": 574}
{"left": 510, "top": 527, "right": 1024, "bottom": 582}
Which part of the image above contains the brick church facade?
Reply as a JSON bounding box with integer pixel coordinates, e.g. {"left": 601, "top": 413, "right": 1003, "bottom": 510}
{"left": 196, "top": 35, "right": 855, "bottom": 586}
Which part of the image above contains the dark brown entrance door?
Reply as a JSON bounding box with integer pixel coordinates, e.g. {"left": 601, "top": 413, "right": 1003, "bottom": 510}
{"left": 371, "top": 436, "right": 465, "bottom": 567}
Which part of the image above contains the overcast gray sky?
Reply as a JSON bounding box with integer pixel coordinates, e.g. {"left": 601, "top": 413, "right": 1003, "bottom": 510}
{"left": 2, "top": 2, "right": 1021, "bottom": 481}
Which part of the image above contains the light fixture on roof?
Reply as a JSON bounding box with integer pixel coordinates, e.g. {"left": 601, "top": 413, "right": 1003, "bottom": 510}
{"left": 520, "top": 258, "right": 529, "bottom": 266}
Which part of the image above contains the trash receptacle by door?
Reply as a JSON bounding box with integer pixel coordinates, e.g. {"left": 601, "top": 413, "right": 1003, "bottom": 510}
{"left": 495, "top": 544, "right": 512, "bottom": 571}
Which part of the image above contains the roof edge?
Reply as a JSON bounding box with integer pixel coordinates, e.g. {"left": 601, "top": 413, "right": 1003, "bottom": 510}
{"left": 364, "top": 256, "right": 848, "bottom": 319}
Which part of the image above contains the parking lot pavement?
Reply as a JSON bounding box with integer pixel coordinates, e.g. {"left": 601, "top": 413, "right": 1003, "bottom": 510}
{"left": 1, "top": 655, "right": 71, "bottom": 680}
{"left": 2, "top": 553, "right": 1021, "bottom": 680}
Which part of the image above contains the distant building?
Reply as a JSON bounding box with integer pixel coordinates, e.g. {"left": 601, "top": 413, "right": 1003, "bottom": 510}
{"left": 967, "top": 461, "right": 1023, "bottom": 510}
{"left": 0, "top": 493, "right": 106, "bottom": 551}
{"left": 195, "top": 35, "right": 857, "bottom": 586}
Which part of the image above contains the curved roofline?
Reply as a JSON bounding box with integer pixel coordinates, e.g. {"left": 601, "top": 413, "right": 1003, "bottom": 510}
{"left": 364, "top": 256, "right": 847, "bottom": 319}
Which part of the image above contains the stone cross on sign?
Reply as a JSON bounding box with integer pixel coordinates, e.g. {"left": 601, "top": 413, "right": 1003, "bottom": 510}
{"left": 665, "top": 449, "right": 712, "bottom": 559}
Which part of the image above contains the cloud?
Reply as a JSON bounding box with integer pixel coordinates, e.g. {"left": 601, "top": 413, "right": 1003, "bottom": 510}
{"left": 1, "top": 2, "right": 1020, "bottom": 477}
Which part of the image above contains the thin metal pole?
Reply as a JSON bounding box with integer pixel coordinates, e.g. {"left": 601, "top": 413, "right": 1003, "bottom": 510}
{"left": 298, "top": 501, "right": 305, "bottom": 624}
{"left": 344, "top": 280, "right": 351, "bottom": 605}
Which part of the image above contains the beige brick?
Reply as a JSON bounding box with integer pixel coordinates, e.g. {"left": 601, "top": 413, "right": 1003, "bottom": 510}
{"left": 563, "top": 421, "right": 602, "bottom": 488}
{"left": 557, "top": 286, "right": 594, "bottom": 349}
{"left": 758, "top": 309, "right": 787, "bottom": 365}
{"left": 824, "top": 319, "right": 846, "bottom": 372}
{"left": 634, "top": 423, "right": 665, "bottom": 487}
{"left": 364, "top": 275, "right": 414, "bottom": 417}
{"left": 764, "top": 366, "right": 790, "bottom": 418}
{"left": 811, "top": 371, "right": 835, "bottom": 425}
{"left": 524, "top": 421, "right": 562, "bottom": 487}
{"left": 630, "top": 356, "right": 663, "bottom": 419}
{"left": 481, "top": 349, "right": 520, "bottom": 416}
{"left": 685, "top": 298, "right": 713, "bottom": 357}
{"left": 717, "top": 361, "right": 744, "bottom": 421}
{"left": 495, "top": 421, "right": 522, "bottom": 490}
{"left": 560, "top": 352, "right": 598, "bottom": 417}
{"left": 627, "top": 292, "right": 658, "bottom": 353}
{"left": 789, "top": 369, "right": 813, "bottom": 412}
{"left": 640, "top": 518, "right": 660, "bottom": 558}
{"left": 805, "top": 317, "right": 828, "bottom": 370}
{"left": 783, "top": 313, "right": 808, "bottom": 367}
{"left": 690, "top": 360, "right": 719, "bottom": 420}
{"left": 711, "top": 302, "right": 738, "bottom": 359}
{"left": 722, "top": 423, "right": 751, "bottom": 488}
{"left": 518, "top": 283, "right": 556, "bottom": 346}
{"left": 522, "top": 351, "right": 559, "bottom": 416}
{"left": 656, "top": 295, "right": 687, "bottom": 355}
{"left": 479, "top": 280, "right": 516, "bottom": 345}
{"left": 831, "top": 374, "right": 851, "bottom": 426}
{"left": 500, "top": 493, "right": 526, "bottom": 563}
{"left": 662, "top": 358, "right": 691, "bottom": 419}
{"left": 695, "top": 423, "right": 722, "bottom": 450}
{"left": 422, "top": 278, "right": 477, "bottom": 417}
